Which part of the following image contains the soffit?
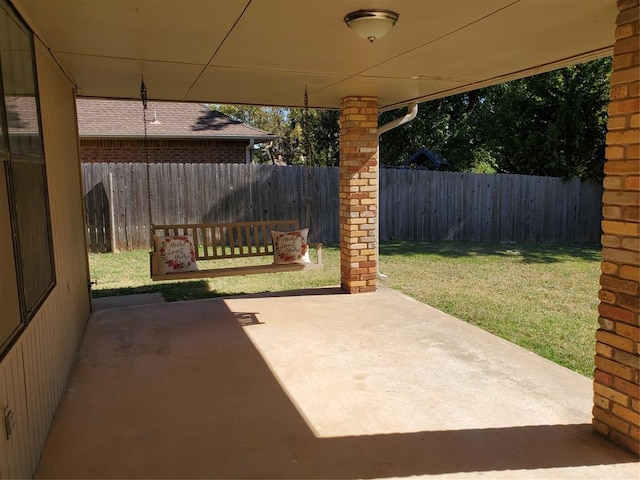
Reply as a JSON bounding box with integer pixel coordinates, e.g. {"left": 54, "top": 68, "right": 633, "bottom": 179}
{"left": 12, "top": 0, "right": 615, "bottom": 110}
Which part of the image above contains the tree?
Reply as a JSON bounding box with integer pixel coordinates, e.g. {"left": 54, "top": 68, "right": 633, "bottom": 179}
{"left": 479, "top": 58, "right": 611, "bottom": 179}
{"left": 210, "top": 104, "right": 340, "bottom": 166}
{"left": 213, "top": 58, "right": 610, "bottom": 179}
{"left": 210, "top": 104, "right": 298, "bottom": 164}
{"left": 378, "top": 57, "right": 611, "bottom": 179}
{"left": 379, "top": 90, "right": 489, "bottom": 172}
{"left": 304, "top": 109, "right": 340, "bottom": 167}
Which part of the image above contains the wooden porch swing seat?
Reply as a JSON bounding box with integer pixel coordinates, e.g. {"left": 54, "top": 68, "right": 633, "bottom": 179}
{"left": 142, "top": 82, "right": 321, "bottom": 282}
{"left": 150, "top": 220, "right": 323, "bottom": 281}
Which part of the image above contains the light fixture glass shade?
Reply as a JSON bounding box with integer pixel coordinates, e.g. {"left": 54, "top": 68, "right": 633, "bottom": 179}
{"left": 344, "top": 9, "right": 399, "bottom": 42}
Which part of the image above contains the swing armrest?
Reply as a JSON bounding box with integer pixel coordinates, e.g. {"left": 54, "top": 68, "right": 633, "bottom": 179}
{"left": 149, "top": 251, "right": 163, "bottom": 277}
{"left": 309, "top": 242, "right": 323, "bottom": 266}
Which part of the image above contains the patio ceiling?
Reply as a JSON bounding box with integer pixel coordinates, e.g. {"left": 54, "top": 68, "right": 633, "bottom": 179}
{"left": 13, "top": 0, "right": 615, "bottom": 110}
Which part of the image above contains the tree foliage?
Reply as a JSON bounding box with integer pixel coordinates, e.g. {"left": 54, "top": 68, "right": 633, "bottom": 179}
{"left": 479, "top": 58, "right": 611, "bottom": 179}
{"left": 380, "top": 57, "right": 611, "bottom": 179}
{"left": 213, "top": 58, "right": 610, "bottom": 179}
{"left": 379, "top": 90, "right": 488, "bottom": 173}
{"left": 210, "top": 104, "right": 297, "bottom": 164}
{"left": 210, "top": 104, "right": 339, "bottom": 166}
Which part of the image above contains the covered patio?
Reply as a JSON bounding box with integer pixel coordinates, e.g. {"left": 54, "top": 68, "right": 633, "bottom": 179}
{"left": 0, "top": 1, "right": 637, "bottom": 477}
{"left": 36, "top": 287, "right": 637, "bottom": 479}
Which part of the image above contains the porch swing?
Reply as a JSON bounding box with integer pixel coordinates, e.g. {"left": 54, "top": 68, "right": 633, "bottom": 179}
{"left": 142, "top": 81, "right": 323, "bottom": 281}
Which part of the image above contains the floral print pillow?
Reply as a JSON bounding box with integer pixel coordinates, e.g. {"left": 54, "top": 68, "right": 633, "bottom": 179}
{"left": 153, "top": 235, "right": 199, "bottom": 274}
{"left": 271, "top": 228, "right": 310, "bottom": 264}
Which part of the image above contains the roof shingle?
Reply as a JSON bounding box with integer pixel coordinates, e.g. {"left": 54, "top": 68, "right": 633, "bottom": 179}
{"left": 76, "top": 99, "right": 276, "bottom": 141}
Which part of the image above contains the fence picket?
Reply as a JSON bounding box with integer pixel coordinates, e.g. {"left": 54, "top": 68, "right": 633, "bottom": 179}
{"left": 82, "top": 163, "right": 602, "bottom": 252}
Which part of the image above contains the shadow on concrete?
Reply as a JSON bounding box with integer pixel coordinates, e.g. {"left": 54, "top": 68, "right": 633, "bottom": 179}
{"left": 223, "top": 286, "right": 346, "bottom": 299}
{"left": 92, "top": 279, "right": 229, "bottom": 302}
{"left": 92, "top": 285, "right": 345, "bottom": 305}
{"left": 36, "top": 293, "right": 636, "bottom": 479}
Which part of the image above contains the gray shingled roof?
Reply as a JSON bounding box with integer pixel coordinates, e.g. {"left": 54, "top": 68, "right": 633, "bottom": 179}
{"left": 76, "top": 98, "right": 276, "bottom": 141}
{"left": 6, "top": 96, "right": 40, "bottom": 134}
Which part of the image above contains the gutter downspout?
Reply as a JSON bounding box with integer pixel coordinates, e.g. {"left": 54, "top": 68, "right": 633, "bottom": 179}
{"left": 376, "top": 102, "right": 418, "bottom": 280}
{"left": 245, "top": 138, "right": 255, "bottom": 164}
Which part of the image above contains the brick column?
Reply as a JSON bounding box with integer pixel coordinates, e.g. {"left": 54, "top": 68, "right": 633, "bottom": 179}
{"left": 593, "top": 0, "right": 640, "bottom": 455}
{"left": 339, "top": 96, "right": 378, "bottom": 293}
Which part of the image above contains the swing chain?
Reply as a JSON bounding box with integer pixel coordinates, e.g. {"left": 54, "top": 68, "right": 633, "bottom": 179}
{"left": 140, "top": 77, "right": 153, "bottom": 246}
{"left": 303, "top": 86, "right": 315, "bottom": 239}
{"left": 303, "top": 87, "right": 312, "bottom": 167}
{"left": 140, "top": 78, "right": 148, "bottom": 110}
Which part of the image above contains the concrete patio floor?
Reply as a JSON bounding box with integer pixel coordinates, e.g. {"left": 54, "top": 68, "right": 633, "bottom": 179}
{"left": 36, "top": 286, "right": 638, "bottom": 479}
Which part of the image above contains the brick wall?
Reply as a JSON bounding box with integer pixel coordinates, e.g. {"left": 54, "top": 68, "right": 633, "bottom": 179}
{"left": 339, "top": 96, "right": 378, "bottom": 294}
{"left": 80, "top": 138, "right": 248, "bottom": 163}
{"left": 593, "top": 0, "right": 640, "bottom": 455}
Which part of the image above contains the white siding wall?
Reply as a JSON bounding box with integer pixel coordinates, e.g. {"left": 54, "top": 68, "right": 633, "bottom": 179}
{"left": 0, "top": 39, "right": 91, "bottom": 478}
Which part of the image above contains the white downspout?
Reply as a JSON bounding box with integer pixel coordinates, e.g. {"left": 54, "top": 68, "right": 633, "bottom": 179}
{"left": 245, "top": 138, "right": 255, "bottom": 164}
{"left": 376, "top": 102, "right": 418, "bottom": 280}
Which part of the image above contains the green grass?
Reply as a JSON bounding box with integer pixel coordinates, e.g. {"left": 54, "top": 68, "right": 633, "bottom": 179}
{"left": 89, "top": 241, "right": 601, "bottom": 377}
{"left": 380, "top": 242, "right": 601, "bottom": 378}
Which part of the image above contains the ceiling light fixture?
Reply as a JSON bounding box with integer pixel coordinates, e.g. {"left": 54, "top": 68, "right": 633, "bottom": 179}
{"left": 344, "top": 9, "right": 399, "bottom": 43}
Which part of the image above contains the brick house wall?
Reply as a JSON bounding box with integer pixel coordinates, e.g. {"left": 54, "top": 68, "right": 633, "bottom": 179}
{"left": 592, "top": 0, "right": 640, "bottom": 455}
{"left": 80, "top": 138, "right": 249, "bottom": 163}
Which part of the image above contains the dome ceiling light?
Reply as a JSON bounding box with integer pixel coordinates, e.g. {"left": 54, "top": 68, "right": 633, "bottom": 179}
{"left": 344, "top": 9, "right": 399, "bottom": 43}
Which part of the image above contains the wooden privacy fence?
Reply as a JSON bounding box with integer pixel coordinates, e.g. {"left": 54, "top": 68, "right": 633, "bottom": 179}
{"left": 379, "top": 169, "right": 602, "bottom": 243}
{"left": 82, "top": 162, "right": 602, "bottom": 252}
{"left": 83, "top": 163, "right": 339, "bottom": 252}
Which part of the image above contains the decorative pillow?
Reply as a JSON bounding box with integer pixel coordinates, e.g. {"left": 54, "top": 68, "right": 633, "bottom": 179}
{"left": 271, "top": 228, "right": 310, "bottom": 264}
{"left": 153, "top": 235, "right": 199, "bottom": 274}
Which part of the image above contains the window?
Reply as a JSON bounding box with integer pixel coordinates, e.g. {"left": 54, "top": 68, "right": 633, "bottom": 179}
{"left": 0, "top": 0, "right": 55, "bottom": 356}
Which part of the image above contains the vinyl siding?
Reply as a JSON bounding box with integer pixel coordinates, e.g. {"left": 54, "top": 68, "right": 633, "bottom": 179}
{"left": 0, "top": 38, "right": 90, "bottom": 479}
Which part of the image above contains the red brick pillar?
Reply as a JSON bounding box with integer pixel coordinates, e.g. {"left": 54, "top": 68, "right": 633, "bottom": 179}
{"left": 339, "top": 96, "right": 378, "bottom": 293}
{"left": 593, "top": 0, "right": 640, "bottom": 455}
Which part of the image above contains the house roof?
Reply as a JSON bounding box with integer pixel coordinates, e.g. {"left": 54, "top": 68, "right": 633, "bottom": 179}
{"left": 12, "top": 1, "right": 615, "bottom": 111}
{"left": 404, "top": 148, "right": 450, "bottom": 169}
{"left": 5, "top": 96, "right": 40, "bottom": 135}
{"left": 76, "top": 99, "right": 276, "bottom": 141}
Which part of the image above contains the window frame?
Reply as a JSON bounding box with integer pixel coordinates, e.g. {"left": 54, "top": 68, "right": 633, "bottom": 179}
{"left": 0, "top": 0, "right": 56, "bottom": 358}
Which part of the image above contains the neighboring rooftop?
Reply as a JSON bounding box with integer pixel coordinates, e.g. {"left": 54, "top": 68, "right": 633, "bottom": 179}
{"left": 76, "top": 98, "right": 276, "bottom": 141}
{"left": 404, "top": 148, "right": 451, "bottom": 170}
{"left": 5, "top": 96, "right": 40, "bottom": 134}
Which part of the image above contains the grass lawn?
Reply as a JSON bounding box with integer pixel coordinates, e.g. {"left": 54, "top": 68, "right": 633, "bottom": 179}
{"left": 89, "top": 241, "right": 601, "bottom": 377}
